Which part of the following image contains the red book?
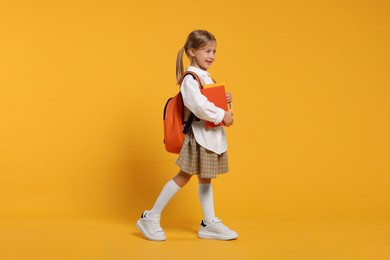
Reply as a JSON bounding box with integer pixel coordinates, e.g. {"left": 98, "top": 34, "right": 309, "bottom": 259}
{"left": 201, "top": 83, "right": 229, "bottom": 128}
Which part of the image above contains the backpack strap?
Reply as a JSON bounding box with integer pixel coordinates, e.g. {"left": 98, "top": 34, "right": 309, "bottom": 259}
{"left": 180, "top": 71, "right": 203, "bottom": 88}
{"left": 180, "top": 72, "right": 203, "bottom": 135}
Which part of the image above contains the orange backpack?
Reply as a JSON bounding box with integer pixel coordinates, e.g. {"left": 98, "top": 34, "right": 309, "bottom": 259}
{"left": 163, "top": 72, "right": 202, "bottom": 154}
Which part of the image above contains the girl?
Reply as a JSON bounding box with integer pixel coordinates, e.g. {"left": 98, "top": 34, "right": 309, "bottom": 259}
{"left": 136, "top": 30, "right": 237, "bottom": 241}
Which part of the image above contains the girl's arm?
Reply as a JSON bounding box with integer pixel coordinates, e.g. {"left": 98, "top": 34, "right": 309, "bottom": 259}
{"left": 181, "top": 76, "right": 225, "bottom": 125}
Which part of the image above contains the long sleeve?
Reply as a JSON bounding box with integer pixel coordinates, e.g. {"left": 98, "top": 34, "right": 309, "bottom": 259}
{"left": 180, "top": 76, "right": 225, "bottom": 125}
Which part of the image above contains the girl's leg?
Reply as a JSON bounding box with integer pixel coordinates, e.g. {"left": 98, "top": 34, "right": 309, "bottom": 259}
{"left": 197, "top": 176, "right": 239, "bottom": 240}
{"left": 149, "top": 170, "right": 192, "bottom": 216}
{"left": 173, "top": 170, "right": 193, "bottom": 187}
{"left": 137, "top": 171, "right": 192, "bottom": 241}
{"left": 198, "top": 176, "right": 216, "bottom": 225}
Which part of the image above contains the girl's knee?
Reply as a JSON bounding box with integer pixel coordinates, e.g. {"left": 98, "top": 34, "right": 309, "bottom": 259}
{"left": 173, "top": 170, "right": 192, "bottom": 187}
{"left": 198, "top": 176, "right": 212, "bottom": 184}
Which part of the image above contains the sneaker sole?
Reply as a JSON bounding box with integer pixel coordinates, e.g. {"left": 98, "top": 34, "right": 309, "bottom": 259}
{"left": 136, "top": 220, "right": 166, "bottom": 241}
{"left": 198, "top": 230, "right": 238, "bottom": 240}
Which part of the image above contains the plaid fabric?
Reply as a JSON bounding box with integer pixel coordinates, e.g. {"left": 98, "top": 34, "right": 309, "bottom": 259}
{"left": 176, "top": 130, "right": 228, "bottom": 179}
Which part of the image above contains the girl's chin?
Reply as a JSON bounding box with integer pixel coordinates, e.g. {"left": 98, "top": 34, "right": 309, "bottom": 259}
{"left": 192, "top": 63, "right": 210, "bottom": 70}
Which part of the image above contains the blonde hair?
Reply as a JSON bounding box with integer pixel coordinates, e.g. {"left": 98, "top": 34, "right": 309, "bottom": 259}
{"left": 176, "top": 30, "right": 216, "bottom": 84}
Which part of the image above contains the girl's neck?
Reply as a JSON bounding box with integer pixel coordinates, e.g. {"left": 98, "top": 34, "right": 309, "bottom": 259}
{"left": 191, "top": 61, "right": 207, "bottom": 71}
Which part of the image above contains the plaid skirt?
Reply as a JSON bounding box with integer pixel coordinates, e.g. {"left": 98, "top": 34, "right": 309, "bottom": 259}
{"left": 176, "top": 130, "right": 229, "bottom": 179}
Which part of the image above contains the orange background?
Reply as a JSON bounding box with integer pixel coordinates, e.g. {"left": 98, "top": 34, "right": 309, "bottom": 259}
{"left": 0, "top": 0, "right": 389, "bottom": 259}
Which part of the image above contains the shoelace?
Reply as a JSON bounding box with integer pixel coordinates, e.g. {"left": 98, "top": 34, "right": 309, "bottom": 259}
{"left": 212, "top": 218, "right": 230, "bottom": 231}
{"left": 147, "top": 216, "right": 163, "bottom": 232}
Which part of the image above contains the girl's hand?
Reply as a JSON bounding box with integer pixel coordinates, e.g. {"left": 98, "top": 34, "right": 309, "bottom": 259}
{"left": 226, "top": 92, "right": 233, "bottom": 103}
{"left": 223, "top": 111, "right": 234, "bottom": 127}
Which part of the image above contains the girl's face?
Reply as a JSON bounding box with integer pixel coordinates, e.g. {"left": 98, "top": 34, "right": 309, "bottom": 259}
{"left": 190, "top": 40, "right": 216, "bottom": 70}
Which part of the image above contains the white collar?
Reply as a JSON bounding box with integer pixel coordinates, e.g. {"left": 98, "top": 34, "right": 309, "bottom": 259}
{"left": 186, "top": 66, "right": 210, "bottom": 77}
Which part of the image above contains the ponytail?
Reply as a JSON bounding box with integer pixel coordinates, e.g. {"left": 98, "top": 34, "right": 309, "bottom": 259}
{"left": 176, "top": 47, "right": 185, "bottom": 84}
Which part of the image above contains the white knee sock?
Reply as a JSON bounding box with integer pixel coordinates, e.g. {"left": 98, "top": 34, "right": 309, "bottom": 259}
{"left": 149, "top": 179, "right": 181, "bottom": 216}
{"left": 198, "top": 183, "right": 216, "bottom": 225}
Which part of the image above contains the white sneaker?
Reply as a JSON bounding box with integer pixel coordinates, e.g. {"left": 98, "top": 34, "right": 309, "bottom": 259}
{"left": 136, "top": 211, "right": 166, "bottom": 241}
{"left": 198, "top": 218, "right": 238, "bottom": 240}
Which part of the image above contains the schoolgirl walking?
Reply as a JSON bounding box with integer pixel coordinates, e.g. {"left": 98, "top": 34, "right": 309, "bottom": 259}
{"left": 136, "top": 30, "right": 238, "bottom": 241}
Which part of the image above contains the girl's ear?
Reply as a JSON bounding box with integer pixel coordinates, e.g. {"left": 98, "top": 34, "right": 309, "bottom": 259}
{"left": 188, "top": 48, "right": 196, "bottom": 58}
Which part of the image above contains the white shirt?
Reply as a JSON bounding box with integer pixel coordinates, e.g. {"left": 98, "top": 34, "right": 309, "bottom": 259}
{"left": 180, "top": 66, "right": 227, "bottom": 154}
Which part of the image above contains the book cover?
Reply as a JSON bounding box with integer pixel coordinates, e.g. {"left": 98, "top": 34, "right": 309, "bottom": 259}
{"left": 200, "top": 83, "right": 229, "bottom": 128}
